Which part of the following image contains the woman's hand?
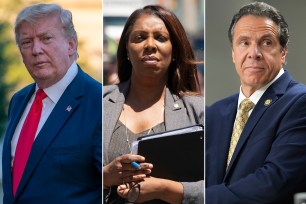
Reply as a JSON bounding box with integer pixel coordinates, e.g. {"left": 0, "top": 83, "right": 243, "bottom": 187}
{"left": 103, "top": 154, "right": 153, "bottom": 188}
{"left": 117, "top": 177, "right": 183, "bottom": 203}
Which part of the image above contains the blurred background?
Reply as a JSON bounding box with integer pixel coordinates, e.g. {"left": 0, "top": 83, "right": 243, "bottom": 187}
{"left": 206, "top": 0, "right": 306, "bottom": 105}
{"left": 103, "top": 0, "right": 204, "bottom": 94}
{"left": 0, "top": 0, "right": 102, "bottom": 198}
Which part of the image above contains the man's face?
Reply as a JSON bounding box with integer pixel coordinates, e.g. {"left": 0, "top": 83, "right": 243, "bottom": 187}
{"left": 231, "top": 15, "right": 287, "bottom": 96}
{"left": 18, "top": 15, "right": 76, "bottom": 88}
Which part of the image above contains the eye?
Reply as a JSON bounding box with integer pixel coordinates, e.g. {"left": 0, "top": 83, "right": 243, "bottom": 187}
{"left": 42, "top": 36, "right": 53, "bottom": 43}
{"left": 156, "top": 35, "right": 168, "bottom": 42}
{"left": 262, "top": 39, "right": 272, "bottom": 46}
{"left": 239, "top": 40, "right": 249, "bottom": 47}
{"left": 20, "top": 40, "right": 32, "bottom": 48}
{"left": 134, "top": 34, "right": 144, "bottom": 43}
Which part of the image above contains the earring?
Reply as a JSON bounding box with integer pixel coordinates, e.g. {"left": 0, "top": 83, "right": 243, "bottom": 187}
{"left": 172, "top": 58, "right": 175, "bottom": 62}
{"left": 127, "top": 56, "right": 130, "bottom": 61}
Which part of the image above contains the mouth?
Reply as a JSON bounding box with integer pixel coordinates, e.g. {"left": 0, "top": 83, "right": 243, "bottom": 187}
{"left": 34, "top": 61, "right": 48, "bottom": 67}
{"left": 142, "top": 56, "right": 159, "bottom": 64}
{"left": 245, "top": 66, "right": 264, "bottom": 71}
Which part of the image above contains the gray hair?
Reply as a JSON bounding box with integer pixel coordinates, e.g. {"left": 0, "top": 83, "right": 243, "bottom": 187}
{"left": 228, "top": 2, "right": 289, "bottom": 51}
{"left": 15, "top": 3, "right": 78, "bottom": 56}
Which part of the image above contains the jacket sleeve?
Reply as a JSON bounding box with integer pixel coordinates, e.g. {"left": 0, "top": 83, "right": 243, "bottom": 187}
{"left": 182, "top": 181, "right": 204, "bottom": 204}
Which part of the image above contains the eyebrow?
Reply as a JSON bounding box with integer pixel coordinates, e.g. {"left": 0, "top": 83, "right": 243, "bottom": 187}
{"left": 130, "top": 30, "right": 169, "bottom": 35}
{"left": 36, "top": 31, "right": 53, "bottom": 38}
{"left": 235, "top": 33, "right": 275, "bottom": 41}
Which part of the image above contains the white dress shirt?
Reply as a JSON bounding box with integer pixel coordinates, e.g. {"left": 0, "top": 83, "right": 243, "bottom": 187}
{"left": 236, "top": 68, "right": 285, "bottom": 116}
{"left": 11, "top": 62, "right": 78, "bottom": 165}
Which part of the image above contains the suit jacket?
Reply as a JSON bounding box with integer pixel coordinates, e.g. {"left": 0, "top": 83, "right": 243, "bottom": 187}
{"left": 2, "top": 68, "right": 102, "bottom": 204}
{"left": 103, "top": 80, "right": 204, "bottom": 204}
{"left": 206, "top": 71, "right": 306, "bottom": 204}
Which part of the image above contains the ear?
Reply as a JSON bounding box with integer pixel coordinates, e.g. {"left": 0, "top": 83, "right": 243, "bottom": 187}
{"left": 280, "top": 45, "right": 287, "bottom": 64}
{"left": 126, "top": 49, "right": 130, "bottom": 60}
{"left": 68, "top": 38, "right": 77, "bottom": 56}
{"left": 232, "top": 48, "right": 235, "bottom": 64}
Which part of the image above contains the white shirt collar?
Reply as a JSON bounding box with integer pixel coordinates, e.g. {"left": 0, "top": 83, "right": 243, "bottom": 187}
{"left": 35, "top": 61, "right": 78, "bottom": 104}
{"left": 237, "top": 68, "right": 285, "bottom": 109}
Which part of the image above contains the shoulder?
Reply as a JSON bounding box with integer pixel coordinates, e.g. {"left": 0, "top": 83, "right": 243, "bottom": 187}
{"left": 287, "top": 80, "right": 306, "bottom": 95}
{"left": 103, "top": 84, "right": 120, "bottom": 102}
{"left": 10, "top": 84, "right": 35, "bottom": 102}
{"left": 180, "top": 95, "right": 204, "bottom": 124}
{"left": 180, "top": 95, "right": 204, "bottom": 109}
{"left": 103, "top": 81, "right": 129, "bottom": 100}
{"left": 103, "top": 84, "right": 119, "bottom": 96}
{"left": 73, "top": 67, "right": 102, "bottom": 90}
{"left": 74, "top": 69, "right": 102, "bottom": 99}
{"left": 81, "top": 71, "right": 102, "bottom": 91}
{"left": 208, "top": 94, "right": 238, "bottom": 109}
{"left": 280, "top": 81, "right": 306, "bottom": 109}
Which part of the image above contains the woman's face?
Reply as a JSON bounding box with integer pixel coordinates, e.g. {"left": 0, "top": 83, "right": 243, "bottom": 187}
{"left": 126, "top": 14, "right": 173, "bottom": 80}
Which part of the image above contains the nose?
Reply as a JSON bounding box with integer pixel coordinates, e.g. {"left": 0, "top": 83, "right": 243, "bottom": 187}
{"left": 144, "top": 37, "right": 157, "bottom": 52}
{"left": 248, "top": 44, "right": 262, "bottom": 60}
{"left": 32, "top": 40, "right": 43, "bottom": 56}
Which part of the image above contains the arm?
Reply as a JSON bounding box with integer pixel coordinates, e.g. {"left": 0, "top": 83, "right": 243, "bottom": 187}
{"left": 181, "top": 181, "right": 204, "bottom": 204}
{"left": 117, "top": 177, "right": 184, "bottom": 203}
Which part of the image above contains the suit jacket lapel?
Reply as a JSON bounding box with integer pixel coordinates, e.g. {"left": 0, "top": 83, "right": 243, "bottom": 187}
{"left": 216, "top": 97, "right": 238, "bottom": 182}
{"left": 225, "top": 71, "right": 292, "bottom": 177}
{"left": 103, "top": 82, "right": 128, "bottom": 164}
{"left": 14, "top": 70, "right": 85, "bottom": 198}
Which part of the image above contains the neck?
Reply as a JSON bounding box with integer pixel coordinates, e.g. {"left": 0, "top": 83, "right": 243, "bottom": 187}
{"left": 126, "top": 79, "right": 166, "bottom": 110}
{"left": 241, "top": 85, "right": 260, "bottom": 98}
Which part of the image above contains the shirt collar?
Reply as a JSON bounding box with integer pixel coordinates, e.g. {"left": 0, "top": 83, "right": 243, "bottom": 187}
{"left": 237, "top": 68, "right": 285, "bottom": 108}
{"left": 35, "top": 61, "right": 78, "bottom": 104}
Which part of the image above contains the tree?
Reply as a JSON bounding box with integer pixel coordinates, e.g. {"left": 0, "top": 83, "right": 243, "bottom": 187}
{"left": 0, "top": 22, "right": 16, "bottom": 137}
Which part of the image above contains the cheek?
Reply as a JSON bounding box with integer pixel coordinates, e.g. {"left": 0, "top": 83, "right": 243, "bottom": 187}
{"left": 127, "top": 46, "right": 140, "bottom": 60}
{"left": 161, "top": 45, "right": 173, "bottom": 61}
{"left": 21, "top": 53, "right": 33, "bottom": 66}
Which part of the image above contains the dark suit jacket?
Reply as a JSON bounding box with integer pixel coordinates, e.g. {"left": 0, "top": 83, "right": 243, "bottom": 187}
{"left": 2, "top": 68, "right": 102, "bottom": 204}
{"left": 206, "top": 71, "right": 306, "bottom": 204}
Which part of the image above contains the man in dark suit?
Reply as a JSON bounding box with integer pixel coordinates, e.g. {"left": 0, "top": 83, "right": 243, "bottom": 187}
{"left": 206, "top": 2, "right": 306, "bottom": 204}
{"left": 2, "top": 4, "right": 102, "bottom": 204}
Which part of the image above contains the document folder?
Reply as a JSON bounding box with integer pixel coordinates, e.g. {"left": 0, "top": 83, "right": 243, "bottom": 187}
{"left": 131, "top": 125, "right": 204, "bottom": 182}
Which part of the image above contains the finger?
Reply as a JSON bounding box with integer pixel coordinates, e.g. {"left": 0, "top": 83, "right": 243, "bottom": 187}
{"left": 120, "top": 154, "right": 145, "bottom": 164}
{"left": 122, "top": 162, "right": 153, "bottom": 171}
{"left": 139, "top": 163, "right": 153, "bottom": 170}
{"left": 117, "top": 184, "right": 129, "bottom": 198}
{"left": 121, "top": 167, "right": 152, "bottom": 179}
{"left": 122, "top": 174, "right": 146, "bottom": 183}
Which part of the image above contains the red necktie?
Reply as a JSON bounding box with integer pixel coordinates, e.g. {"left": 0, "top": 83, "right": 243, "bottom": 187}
{"left": 12, "top": 89, "right": 47, "bottom": 196}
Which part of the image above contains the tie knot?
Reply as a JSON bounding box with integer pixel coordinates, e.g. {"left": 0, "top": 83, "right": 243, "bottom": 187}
{"left": 35, "top": 89, "right": 47, "bottom": 101}
{"left": 239, "top": 98, "right": 255, "bottom": 112}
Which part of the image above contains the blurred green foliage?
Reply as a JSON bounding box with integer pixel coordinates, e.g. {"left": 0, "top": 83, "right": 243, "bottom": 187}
{"left": 0, "top": 22, "right": 17, "bottom": 137}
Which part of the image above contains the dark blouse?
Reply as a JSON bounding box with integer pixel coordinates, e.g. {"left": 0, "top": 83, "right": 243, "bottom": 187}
{"left": 108, "top": 120, "right": 165, "bottom": 163}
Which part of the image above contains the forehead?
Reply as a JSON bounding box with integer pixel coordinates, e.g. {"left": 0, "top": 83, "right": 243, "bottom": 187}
{"left": 233, "top": 15, "right": 278, "bottom": 37}
{"left": 18, "top": 15, "right": 62, "bottom": 35}
{"left": 131, "top": 14, "right": 168, "bottom": 33}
